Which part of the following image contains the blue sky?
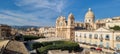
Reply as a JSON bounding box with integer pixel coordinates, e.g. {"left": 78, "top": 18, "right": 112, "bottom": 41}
{"left": 0, "top": 0, "right": 120, "bottom": 26}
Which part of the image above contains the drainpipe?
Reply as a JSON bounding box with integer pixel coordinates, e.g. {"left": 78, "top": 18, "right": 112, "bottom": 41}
{"left": 112, "top": 31, "right": 115, "bottom": 51}
{"left": 111, "top": 31, "right": 114, "bottom": 49}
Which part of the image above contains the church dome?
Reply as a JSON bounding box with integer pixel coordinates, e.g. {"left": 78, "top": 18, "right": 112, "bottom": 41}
{"left": 85, "top": 8, "right": 95, "bottom": 18}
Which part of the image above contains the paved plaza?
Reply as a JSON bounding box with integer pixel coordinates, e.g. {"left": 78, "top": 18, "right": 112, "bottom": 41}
{"left": 32, "top": 37, "right": 66, "bottom": 42}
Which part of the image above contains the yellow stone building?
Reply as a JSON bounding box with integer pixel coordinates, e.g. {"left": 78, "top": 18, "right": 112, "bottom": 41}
{"left": 56, "top": 13, "right": 75, "bottom": 40}
{"left": 55, "top": 8, "right": 98, "bottom": 40}
{"left": 38, "top": 27, "right": 55, "bottom": 37}
{"left": 56, "top": 8, "right": 120, "bottom": 41}
{"left": 0, "top": 24, "right": 11, "bottom": 39}
{"left": 75, "top": 27, "right": 120, "bottom": 54}
{"left": 56, "top": 8, "right": 120, "bottom": 53}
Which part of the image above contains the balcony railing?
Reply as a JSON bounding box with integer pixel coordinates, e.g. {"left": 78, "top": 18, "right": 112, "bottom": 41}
{"left": 98, "top": 45, "right": 104, "bottom": 48}
{"left": 99, "top": 37, "right": 103, "bottom": 40}
{"left": 90, "top": 44, "right": 97, "bottom": 47}
{"left": 103, "top": 46, "right": 110, "bottom": 49}
{"left": 105, "top": 38, "right": 110, "bottom": 40}
{"left": 94, "top": 37, "right": 98, "bottom": 39}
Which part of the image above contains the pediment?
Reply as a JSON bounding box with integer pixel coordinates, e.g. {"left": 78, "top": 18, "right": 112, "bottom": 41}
{"left": 95, "top": 27, "right": 110, "bottom": 32}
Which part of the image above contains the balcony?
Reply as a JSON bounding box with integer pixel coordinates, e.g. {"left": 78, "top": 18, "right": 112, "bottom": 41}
{"left": 81, "top": 42, "right": 86, "bottom": 44}
{"left": 80, "top": 42, "right": 90, "bottom": 45}
{"left": 86, "top": 43, "right": 91, "bottom": 45}
{"left": 89, "top": 37, "right": 92, "bottom": 39}
{"left": 94, "top": 37, "right": 98, "bottom": 39}
{"left": 99, "top": 37, "right": 103, "bottom": 40}
{"left": 103, "top": 46, "right": 110, "bottom": 49}
{"left": 105, "top": 38, "right": 110, "bottom": 41}
{"left": 98, "top": 45, "right": 103, "bottom": 48}
{"left": 90, "top": 44, "right": 97, "bottom": 47}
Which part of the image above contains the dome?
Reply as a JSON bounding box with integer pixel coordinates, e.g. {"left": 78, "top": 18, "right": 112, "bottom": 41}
{"left": 85, "top": 8, "right": 95, "bottom": 18}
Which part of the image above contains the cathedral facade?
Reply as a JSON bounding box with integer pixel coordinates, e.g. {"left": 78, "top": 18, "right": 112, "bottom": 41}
{"left": 56, "top": 13, "right": 75, "bottom": 40}
{"left": 55, "top": 8, "right": 96, "bottom": 40}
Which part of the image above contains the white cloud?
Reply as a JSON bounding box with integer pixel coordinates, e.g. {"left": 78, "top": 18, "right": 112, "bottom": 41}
{"left": 0, "top": 10, "right": 58, "bottom": 26}
{"left": 0, "top": 10, "right": 40, "bottom": 21}
{"left": 0, "top": 0, "right": 68, "bottom": 26}
{"left": 0, "top": 12, "right": 41, "bottom": 26}
{"left": 15, "top": 0, "right": 66, "bottom": 12}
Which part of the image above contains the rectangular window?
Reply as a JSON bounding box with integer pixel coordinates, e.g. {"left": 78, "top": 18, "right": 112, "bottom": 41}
{"left": 79, "top": 33, "right": 81, "bottom": 37}
{"left": 94, "top": 34, "right": 98, "bottom": 39}
{"left": 84, "top": 34, "right": 86, "bottom": 38}
{"left": 89, "top": 34, "right": 92, "bottom": 39}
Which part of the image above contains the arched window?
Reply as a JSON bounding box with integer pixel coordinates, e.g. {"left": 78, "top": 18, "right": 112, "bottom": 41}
{"left": 59, "top": 22, "right": 62, "bottom": 26}
{"left": 89, "top": 19, "right": 91, "bottom": 22}
{"left": 71, "top": 21, "right": 74, "bottom": 24}
{"left": 116, "top": 36, "right": 120, "bottom": 41}
{"left": 99, "top": 34, "right": 103, "bottom": 40}
{"left": 105, "top": 35, "right": 110, "bottom": 40}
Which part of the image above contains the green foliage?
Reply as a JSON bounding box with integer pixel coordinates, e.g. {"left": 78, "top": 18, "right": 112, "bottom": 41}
{"left": 32, "top": 42, "right": 43, "bottom": 49}
{"left": 110, "top": 26, "right": 120, "bottom": 30}
{"left": 15, "top": 36, "right": 22, "bottom": 40}
{"left": 23, "top": 35, "right": 45, "bottom": 41}
{"left": 32, "top": 41, "right": 83, "bottom": 54}
{"left": 15, "top": 35, "right": 45, "bottom": 41}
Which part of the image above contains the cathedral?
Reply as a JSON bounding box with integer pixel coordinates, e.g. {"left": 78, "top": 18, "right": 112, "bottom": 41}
{"left": 55, "top": 8, "right": 120, "bottom": 40}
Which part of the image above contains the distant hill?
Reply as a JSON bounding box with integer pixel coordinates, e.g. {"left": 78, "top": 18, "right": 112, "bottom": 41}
{"left": 11, "top": 25, "right": 40, "bottom": 31}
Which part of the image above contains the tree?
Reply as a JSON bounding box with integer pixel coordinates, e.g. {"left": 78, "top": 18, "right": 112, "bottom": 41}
{"left": 110, "top": 26, "right": 120, "bottom": 31}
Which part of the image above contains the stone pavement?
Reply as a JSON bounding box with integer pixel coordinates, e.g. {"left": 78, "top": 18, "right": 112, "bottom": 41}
{"left": 32, "top": 37, "right": 66, "bottom": 42}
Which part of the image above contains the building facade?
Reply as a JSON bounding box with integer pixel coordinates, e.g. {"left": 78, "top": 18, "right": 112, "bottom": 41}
{"left": 56, "top": 8, "right": 120, "bottom": 41}
{"left": 0, "top": 24, "right": 11, "bottom": 39}
{"left": 48, "top": 50, "right": 80, "bottom": 54}
{"left": 56, "top": 13, "right": 75, "bottom": 40}
{"left": 38, "top": 27, "right": 55, "bottom": 37}
{"left": 75, "top": 27, "right": 120, "bottom": 51}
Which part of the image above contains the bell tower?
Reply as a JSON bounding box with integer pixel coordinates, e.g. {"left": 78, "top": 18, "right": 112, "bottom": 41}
{"left": 67, "top": 13, "right": 75, "bottom": 40}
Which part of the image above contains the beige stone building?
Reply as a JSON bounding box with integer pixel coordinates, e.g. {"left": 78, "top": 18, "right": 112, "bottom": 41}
{"left": 56, "top": 8, "right": 120, "bottom": 53}
{"left": 56, "top": 13, "right": 75, "bottom": 40}
{"left": 48, "top": 50, "right": 80, "bottom": 54}
{"left": 22, "top": 27, "right": 39, "bottom": 36}
{"left": 38, "top": 27, "right": 55, "bottom": 37}
{"left": 55, "top": 8, "right": 96, "bottom": 40}
{"left": 56, "top": 8, "right": 120, "bottom": 41}
{"left": 75, "top": 27, "right": 120, "bottom": 50}
{"left": 0, "top": 24, "right": 11, "bottom": 39}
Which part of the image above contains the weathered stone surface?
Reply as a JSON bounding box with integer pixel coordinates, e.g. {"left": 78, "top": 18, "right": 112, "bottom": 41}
{"left": 4, "top": 40, "right": 29, "bottom": 54}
